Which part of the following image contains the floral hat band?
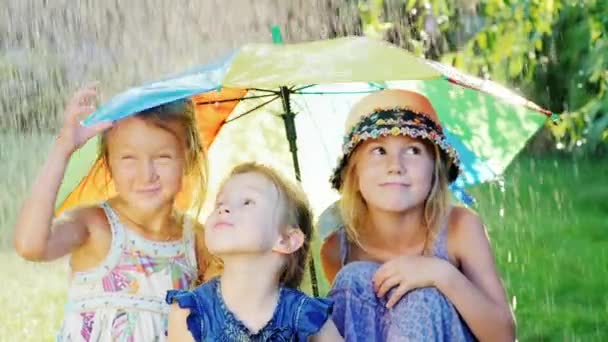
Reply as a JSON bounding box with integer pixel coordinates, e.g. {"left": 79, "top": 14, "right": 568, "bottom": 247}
{"left": 330, "top": 91, "right": 461, "bottom": 191}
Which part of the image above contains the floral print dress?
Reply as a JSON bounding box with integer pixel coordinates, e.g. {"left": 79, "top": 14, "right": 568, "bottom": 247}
{"left": 57, "top": 202, "right": 198, "bottom": 341}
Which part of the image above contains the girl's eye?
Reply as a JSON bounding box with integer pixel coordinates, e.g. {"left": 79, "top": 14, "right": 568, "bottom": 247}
{"left": 371, "top": 146, "right": 386, "bottom": 155}
{"left": 405, "top": 146, "right": 422, "bottom": 155}
{"left": 121, "top": 155, "right": 135, "bottom": 160}
{"left": 243, "top": 199, "right": 255, "bottom": 206}
{"left": 158, "top": 154, "right": 172, "bottom": 159}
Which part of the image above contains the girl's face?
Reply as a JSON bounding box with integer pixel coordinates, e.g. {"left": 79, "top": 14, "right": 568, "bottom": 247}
{"left": 204, "top": 172, "right": 285, "bottom": 256}
{"left": 355, "top": 135, "right": 435, "bottom": 214}
{"left": 106, "top": 117, "right": 186, "bottom": 212}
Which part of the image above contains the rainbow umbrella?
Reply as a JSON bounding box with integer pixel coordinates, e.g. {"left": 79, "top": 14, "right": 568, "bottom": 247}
{"left": 57, "top": 34, "right": 553, "bottom": 295}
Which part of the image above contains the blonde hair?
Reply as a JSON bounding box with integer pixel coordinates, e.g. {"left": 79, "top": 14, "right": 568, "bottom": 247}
{"left": 225, "top": 162, "right": 314, "bottom": 289}
{"left": 97, "top": 99, "right": 208, "bottom": 217}
{"left": 339, "top": 141, "right": 451, "bottom": 255}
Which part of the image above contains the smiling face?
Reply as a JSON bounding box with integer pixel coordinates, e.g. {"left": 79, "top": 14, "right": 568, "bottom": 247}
{"left": 355, "top": 135, "right": 435, "bottom": 214}
{"left": 204, "top": 172, "right": 287, "bottom": 256}
{"left": 105, "top": 116, "right": 186, "bottom": 213}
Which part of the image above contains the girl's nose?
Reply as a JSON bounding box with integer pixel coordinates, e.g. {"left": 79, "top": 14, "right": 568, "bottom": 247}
{"left": 141, "top": 159, "right": 159, "bottom": 182}
{"left": 387, "top": 152, "right": 405, "bottom": 175}
{"left": 217, "top": 204, "right": 230, "bottom": 214}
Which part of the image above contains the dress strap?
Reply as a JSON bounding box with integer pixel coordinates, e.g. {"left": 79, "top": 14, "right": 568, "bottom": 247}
{"left": 70, "top": 202, "right": 126, "bottom": 283}
{"left": 337, "top": 227, "right": 350, "bottom": 266}
{"left": 100, "top": 202, "right": 128, "bottom": 255}
{"left": 431, "top": 222, "right": 450, "bottom": 261}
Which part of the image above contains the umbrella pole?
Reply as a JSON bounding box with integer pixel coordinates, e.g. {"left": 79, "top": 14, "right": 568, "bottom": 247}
{"left": 279, "top": 86, "right": 320, "bottom": 297}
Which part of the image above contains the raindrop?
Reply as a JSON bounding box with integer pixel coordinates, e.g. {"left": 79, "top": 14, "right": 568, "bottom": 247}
{"left": 511, "top": 295, "right": 517, "bottom": 310}
{"left": 499, "top": 207, "right": 504, "bottom": 217}
{"left": 507, "top": 250, "right": 512, "bottom": 263}
{"left": 556, "top": 142, "right": 565, "bottom": 150}
{"left": 577, "top": 83, "right": 583, "bottom": 89}
{"left": 497, "top": 178, "right": 505, "bottom": 193}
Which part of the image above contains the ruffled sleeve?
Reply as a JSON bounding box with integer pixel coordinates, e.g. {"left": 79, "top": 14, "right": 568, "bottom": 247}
{"left": 295, "top": 296, "right": 334, "bottom": 340}
{"left": 166, "top": 290, "right": 203, "bottom": 341}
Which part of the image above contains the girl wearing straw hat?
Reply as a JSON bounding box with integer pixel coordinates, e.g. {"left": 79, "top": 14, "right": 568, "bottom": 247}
{"left": 320, "top": 90, "right": 515, "bottom": 341}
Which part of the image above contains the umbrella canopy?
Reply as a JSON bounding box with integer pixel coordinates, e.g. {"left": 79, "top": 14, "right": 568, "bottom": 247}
{"left": 60, "top": 36, "right": 551, "bottom": 215}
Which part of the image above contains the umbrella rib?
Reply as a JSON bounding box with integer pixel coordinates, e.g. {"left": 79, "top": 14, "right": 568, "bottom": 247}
{"left": 224, "top": 96, "right": 280, "bottom": 124}
{"left": 292, "top": 85, "right": 316, "bottom": 92}
{"left": 195, "top": 93, "right": 277, "bottom": 106}
{"left": 292, "top": 90, "right": 379, "bottom": 95}
{"left": 248, "top": 88, "right": 281, "bottom": 94}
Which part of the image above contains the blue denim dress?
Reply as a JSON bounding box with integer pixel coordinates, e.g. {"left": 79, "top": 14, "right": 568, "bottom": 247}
{"left": 166, "top": 277, "right": 333, "bottom": 341}
{"left": 328, "top": 226, "right": 476, "bottom": 342}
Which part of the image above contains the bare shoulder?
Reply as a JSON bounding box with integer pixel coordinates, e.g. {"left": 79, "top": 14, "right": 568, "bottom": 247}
{"left": 446, "top": 206, "right": 488, "bottom": 260}
{"left": 320, "top": 231, "right": 342, "bottom": 284}
{"left": 448, "top": 206, "right": 485, "bottom": 233}
{"left": 55, "top": 205, "right": 108, "bottom": 231}
{"left": 52, "top": 204, "right": 112, "bottom": 265}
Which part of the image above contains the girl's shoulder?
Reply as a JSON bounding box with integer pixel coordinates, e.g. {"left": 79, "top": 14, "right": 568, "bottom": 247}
{"left": 59, "top": 204, "right": 109, "bottom": 228}
{"left": 278, "top": 288, "right": 334, "bottom": 339}
{"left": 279, "top": 289, "right": 333, "bottom": 323}
{"left": 319, "top": 230, "right": 342, "bottom": 283}
{"left": 446, "top": 205, "right": 487, "bottom": 260}
{"left": 58, "top": 204, "right": 112, "bottom": 246}
{"left": 166, "top": 280, "right": 219, "bottom": 342}
{"left": 166, "top": 277, "right": 219, "bottom": 313}
{"left": 447, "top": 206, "right": 483, "bottom": 231}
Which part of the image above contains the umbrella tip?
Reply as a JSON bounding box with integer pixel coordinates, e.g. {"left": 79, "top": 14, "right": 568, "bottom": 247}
{"left": 271, "top": 25, "right": 284, "bottom": 45}
{"left": 550, "top": 112, "right": 561, "bottom": 125}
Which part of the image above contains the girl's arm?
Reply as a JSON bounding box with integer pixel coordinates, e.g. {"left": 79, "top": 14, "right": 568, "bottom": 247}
{"left": 309, "top": 320, "right": 344, "bottom": 342}
{"left": 167, "top": 304, "right": 195, "bottom": 342}
{"left": 437, "top": 207, "right": 515, "bottom": 341}
{"left": 12, "top": 85, "right": 112, "bottom": 261}
{"left": 13, "top": 139, "right": 89, "bottom": 261}
{"left": 319, "top": 232, "right": 342, "bottom": 284}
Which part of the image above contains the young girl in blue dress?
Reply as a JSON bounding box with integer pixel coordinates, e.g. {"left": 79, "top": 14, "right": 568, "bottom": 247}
{"left": 167, "top": 162, "right": 343, "bottom": 341}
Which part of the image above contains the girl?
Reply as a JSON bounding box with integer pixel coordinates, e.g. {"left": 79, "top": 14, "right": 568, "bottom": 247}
{"left": 13, "top": 85, "right": 219, "bottom": 340}
{"left": 320, "top": 89, "right": 515, "bottom": 341}
{"left": 166, "top": 162, "right": 342, "bottom": 341}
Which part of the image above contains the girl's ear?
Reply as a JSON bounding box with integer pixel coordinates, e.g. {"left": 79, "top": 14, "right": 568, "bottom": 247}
{"left": 272, "top": 226, "right": 304, "bottom": 255}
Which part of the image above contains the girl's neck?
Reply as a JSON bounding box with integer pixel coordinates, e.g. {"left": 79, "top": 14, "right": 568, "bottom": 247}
{"left": 219, "top": 255, "right": 282, "bottom": 333}
{"left": 364, "top": 204, "right": 427, "bottom": 253}
{"left": 110, "top": 197, "right": 176, "bottom": 235}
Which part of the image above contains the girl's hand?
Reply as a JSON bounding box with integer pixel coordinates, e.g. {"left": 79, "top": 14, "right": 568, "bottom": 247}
{"left": 373, "top": 255, "right": 454, "bottom": 308}
{"left": 57, "top": 83, "right": 112, "bottom": 153}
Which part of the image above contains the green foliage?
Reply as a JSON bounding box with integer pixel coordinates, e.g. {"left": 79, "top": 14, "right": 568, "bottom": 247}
{"left": 356, "top": 0, "right": 608, "bottom": 153}
{"left": 539, "top": 1, "right": 608, "bottom": 153}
